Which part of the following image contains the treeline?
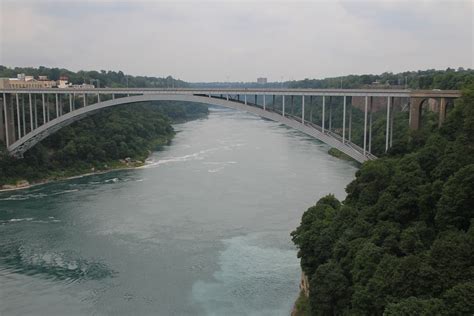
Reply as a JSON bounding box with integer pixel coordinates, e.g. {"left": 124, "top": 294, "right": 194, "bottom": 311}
{"left": 0, "top": 65, "right": 188, "bottom": 88}
{"left": 291, "top": 85, "right": 474, "bottom": 314}
{"left": 288, "top": 68, "right": 474, "bottom": 90}
{"left": 0, "top": 102, "right": 208, "bottom": 186}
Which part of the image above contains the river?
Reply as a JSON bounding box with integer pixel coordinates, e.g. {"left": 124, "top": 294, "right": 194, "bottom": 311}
{"left": 0, "top": 107, "right": 357, "bottom": 316}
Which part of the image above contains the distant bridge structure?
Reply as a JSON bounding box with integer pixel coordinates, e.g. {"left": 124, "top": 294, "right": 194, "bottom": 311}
{"left": 0, "top": 88, "right": 462, "bottom": 163}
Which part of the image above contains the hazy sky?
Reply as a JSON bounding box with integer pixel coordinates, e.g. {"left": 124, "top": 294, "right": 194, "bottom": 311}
{"left": 0, "top": 0, "right": 472, "bottom": 82}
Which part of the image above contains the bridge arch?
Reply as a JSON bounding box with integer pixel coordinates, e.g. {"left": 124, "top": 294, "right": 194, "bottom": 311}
{"left": 7, "top": 94, "right": 372, "bottom": 163}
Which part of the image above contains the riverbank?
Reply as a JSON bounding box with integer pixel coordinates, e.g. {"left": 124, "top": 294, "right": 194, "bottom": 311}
{"left": 0, "top": 135, "right": 173, "bottom": 193}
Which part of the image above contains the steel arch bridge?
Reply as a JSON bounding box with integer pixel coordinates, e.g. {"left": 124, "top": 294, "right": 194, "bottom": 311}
{"left": 0, "top": 88, "right": 461, "bottom": 163}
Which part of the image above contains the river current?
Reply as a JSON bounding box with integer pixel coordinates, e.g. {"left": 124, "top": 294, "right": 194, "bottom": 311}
{"left": 0, "top": 107, "right": 357, "bottom": 315}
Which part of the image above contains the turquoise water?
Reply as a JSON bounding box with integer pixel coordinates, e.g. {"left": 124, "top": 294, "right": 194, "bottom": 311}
{"left": 0, "top": 107, "right": 357, "bottom": 315}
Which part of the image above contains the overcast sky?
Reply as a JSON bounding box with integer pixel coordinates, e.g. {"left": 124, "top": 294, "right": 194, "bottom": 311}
{"left": 0, "top": 0, "right": 472, "bottom": 82}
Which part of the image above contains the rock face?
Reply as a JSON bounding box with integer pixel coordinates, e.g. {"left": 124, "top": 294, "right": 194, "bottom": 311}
{"left": 0, "top": 180, "right": 30, "bottom": 191}
{"left": 299, "top": 271, "right": 310, "bottom": 298}
{"left": 16, "top": 180, "right": 30, "bottom": 188}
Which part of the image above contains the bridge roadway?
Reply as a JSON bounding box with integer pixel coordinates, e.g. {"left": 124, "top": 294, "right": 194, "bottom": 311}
{"left": 0, "top": 88, "right": 462, "bottom": 163}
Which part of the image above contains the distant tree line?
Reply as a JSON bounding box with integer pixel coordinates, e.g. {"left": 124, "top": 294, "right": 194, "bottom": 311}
{"left": 0, "top": 65, "right": 188, "bottom": 88}
{"left": 288, "top": 68, "right": 474, "bottom": 90}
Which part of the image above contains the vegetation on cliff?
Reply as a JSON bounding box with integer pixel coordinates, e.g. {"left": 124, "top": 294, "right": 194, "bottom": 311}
{"left": 0, "top": 101, "right": 208, "bottom": 186}
{"left": 291, "top": 85, "right": 474, "bottom": 315}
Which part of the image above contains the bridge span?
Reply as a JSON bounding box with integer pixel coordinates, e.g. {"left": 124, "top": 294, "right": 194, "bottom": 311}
{"left": 0, "top": 88, "right": 461, "bottom": 163}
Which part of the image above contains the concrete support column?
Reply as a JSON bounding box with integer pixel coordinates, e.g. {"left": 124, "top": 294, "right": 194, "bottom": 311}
{"left": 322, "top": 96, "right": 325, "bottom": 133}
{"left": 254, "top": 95, "right": 257, "bottom": 105}
{"left": 112, "top": 94, "right": 115, "bottom": 100}
{"left": 83, "top": 94, "right": 87, "bottom": 107}
{"left": 409, "top": 97, "right": 424, "bottom": 130}
{"left": 34, "top": 94, "right": 38, "bottom": 129}
{"left": 226, "top": 94, "right": 229, "bottom": 101}
{"left": 16, "top": 94, "right": 21, "bottom": 139}
{"left": 369, "top": 97, "right": 373, "bottom": 153}
{"left": 97, "top": 93, "right": 100, "bottom": 103}
{"left": 386, "top": 96, "right": 391, "bottom": 152}
{"left": 69, "top": 94, "right": 73, "bottom": 112}
{"left": 263, "top": 95, "right": 266, "bottom": 110}
{"left": 348, "top": 97, "right": 352, "bottom": 142}
{"left": 0, "top": 94, "right": 5, "bottom": 145}
{"left": 55, "top": 94, "right": 59, "bottom": 118}
{"left": 244, "top": 95, "right": 247, "bottom": 105}
{"left": 29, "top": 94, "right": 33, "bottom": 132}
{"left": 390, "top": 97, "right": 394, "bottom": 148}
{"left": 272, "top": 95, "right": 275, "bottom": 109}
{"left": 342, "top": 96, "right": 346, "bottom": 143}
{"left": 330, "top": 97, "right": 334, "bottom": 131}
{"left": 42, "top": 94, "right": 46, "bottom": 124}
{"left": 3, "top": 94, "right": 15, "bottom": 146}
{"left": 363, "top": 96, "right": 368, "bottom": 155}
{"left": 302, "top": 96, "right": 305, "bottom": 124}
{"left": 282, "top": 95, "right": 285, "bottom": 117}
{"left": 438, "top": 97, "right": 447, "bottom": 127}
{"left": 22, "top": 96, "right": 26, "bottom": 136}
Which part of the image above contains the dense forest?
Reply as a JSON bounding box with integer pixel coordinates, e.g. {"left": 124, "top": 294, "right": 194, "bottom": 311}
{"left": 0, "top": 101, "right": 208, "bottom": 187}
{"left": 291, "top": 84, "right": 474, "bottom": 315}
{"left": 0, "top": 65, "right": 188, "bottom": 88}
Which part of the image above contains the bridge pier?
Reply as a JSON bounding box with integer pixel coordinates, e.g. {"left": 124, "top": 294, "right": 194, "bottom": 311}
{"left": 409, "top": 97, "right": 424, "bottom": 130}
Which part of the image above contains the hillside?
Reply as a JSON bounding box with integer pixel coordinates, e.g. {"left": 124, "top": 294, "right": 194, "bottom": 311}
{"left": 291, "top": 84, "right": 474, "bottom": 315}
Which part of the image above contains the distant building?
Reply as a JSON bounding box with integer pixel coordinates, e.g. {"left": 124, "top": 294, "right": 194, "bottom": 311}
{"left": 57, "top": 76, "right": 69, "bottom": 88}
{"left": 257, "top": 77, "right": 267, "bottom": 84}
{"left": 0, "top": 75, "right": 57, "bottom": 89}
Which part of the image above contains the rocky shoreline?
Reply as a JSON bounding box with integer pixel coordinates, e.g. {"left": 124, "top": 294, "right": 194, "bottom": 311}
{"left": 0, "top": 157, "right": 145, "bottom": 193}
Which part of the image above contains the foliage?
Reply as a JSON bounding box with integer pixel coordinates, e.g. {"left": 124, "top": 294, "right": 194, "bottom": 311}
{"left": 291, "top": 84, "right": 474, "bottom": 315}
{"left": 288, "top": 68, "right": 474, "bottom": 90}
{"left": 0, "top": 65, "right": 188, "bottom": 88}
{"left": 0, "top": 102, "right": 208, "bottom": 185}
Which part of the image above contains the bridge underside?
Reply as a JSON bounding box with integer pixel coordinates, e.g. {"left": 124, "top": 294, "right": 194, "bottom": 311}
{"left": 4, "top": 94, "right": 374, "bottom": 163}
